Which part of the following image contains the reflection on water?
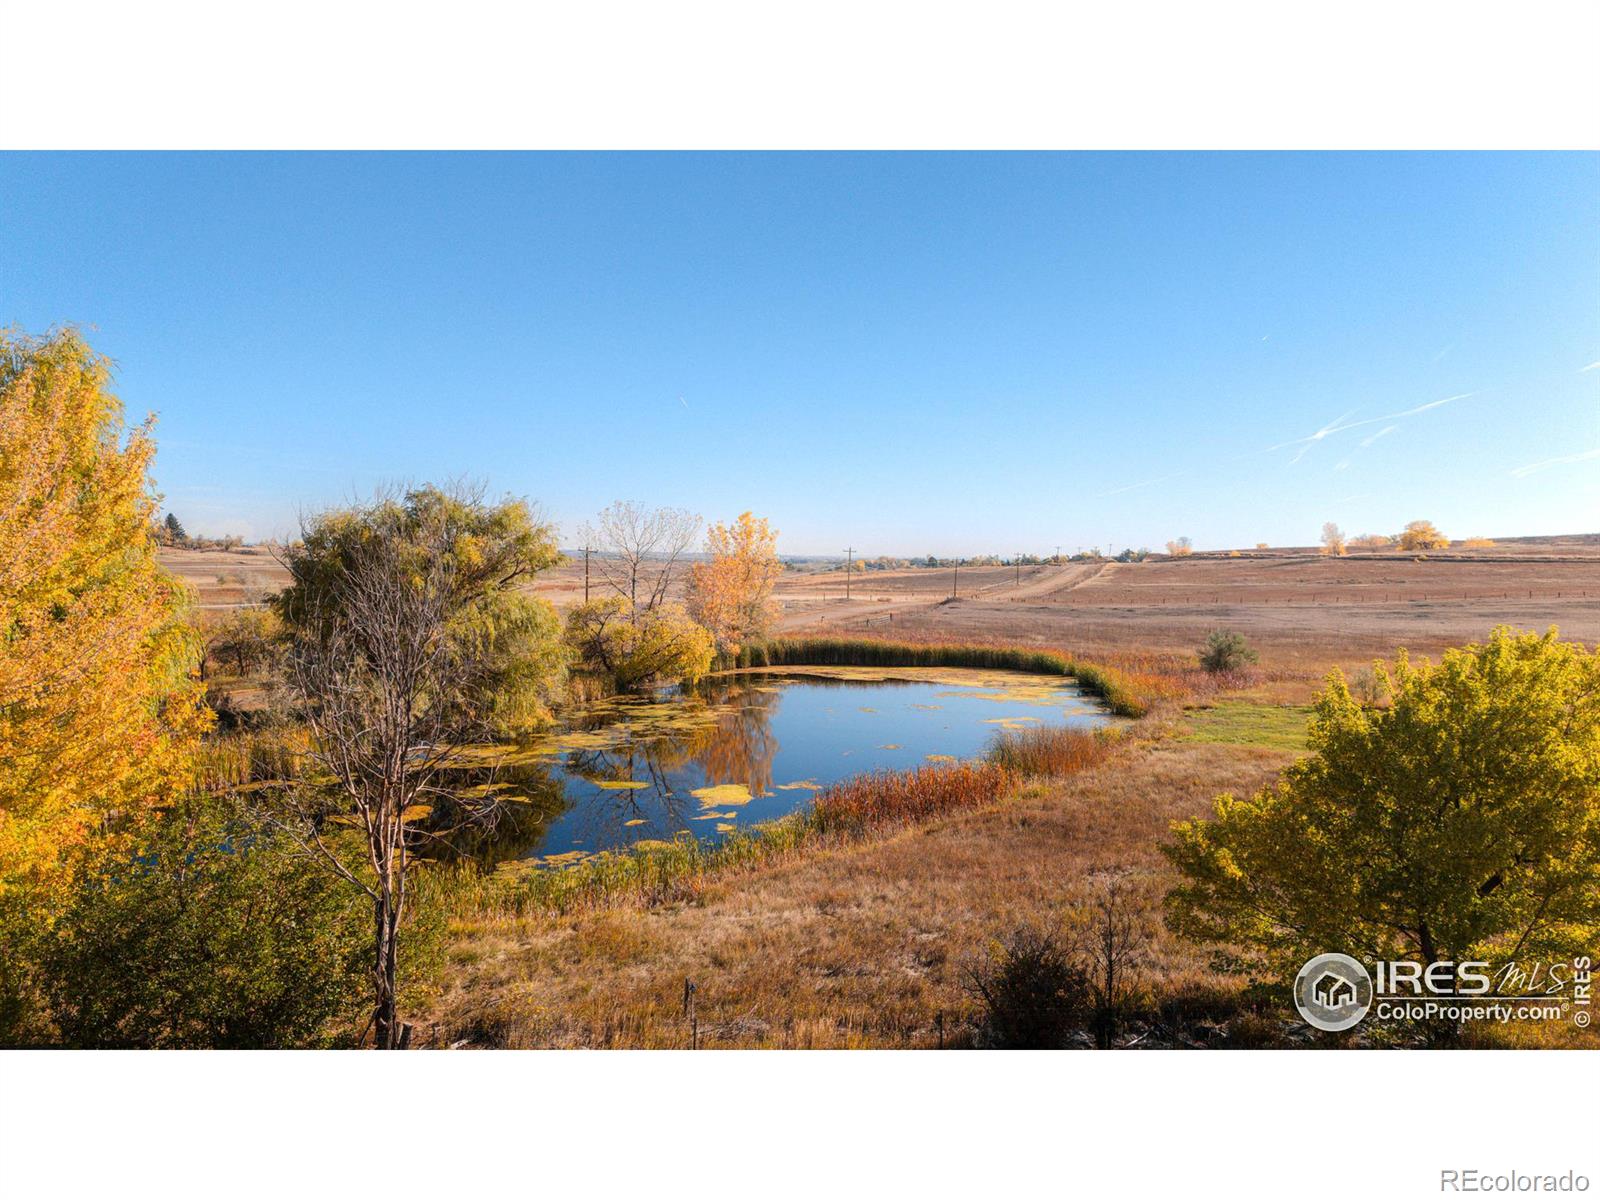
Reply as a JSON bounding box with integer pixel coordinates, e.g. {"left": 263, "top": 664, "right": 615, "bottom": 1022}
{"left": 432, "top": 667, "right": 1114, "bottom": 867}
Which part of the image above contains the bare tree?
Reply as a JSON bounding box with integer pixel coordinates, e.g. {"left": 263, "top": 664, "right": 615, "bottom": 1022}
{"left": 580, "top": 501, "right": 701, "bottom": 618}
{"left": 275, "top": 484, "right": 563, "bottom": 1048}
{"left": 1074, "top": 867, "right": 1153, "bottom": 1049}
{"left": 1320, "top": 521, "right": 1347, "bottom": 556}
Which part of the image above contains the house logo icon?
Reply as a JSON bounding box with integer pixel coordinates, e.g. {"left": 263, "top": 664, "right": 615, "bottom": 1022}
{"left": 1293, "top": 953, "right": 1374, "bottom": 1032}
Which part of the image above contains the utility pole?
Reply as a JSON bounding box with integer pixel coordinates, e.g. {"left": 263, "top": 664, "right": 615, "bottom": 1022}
{"left": 952, "top": 560, "right": 959, "bottom": 599}
{"left": 582, "top": 545, "right": 593, "bottom": 603}
{"left": 1054, "top": 544, "right": 1061, "bottom": 565}
{"left": 1015, "top": 553, "right": 1021, "bottom": 587}
{"left": 843, "top": 547, "right": 855, "bottom": 601}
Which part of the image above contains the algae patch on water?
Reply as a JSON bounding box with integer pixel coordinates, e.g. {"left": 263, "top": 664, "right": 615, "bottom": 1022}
{"left": 541, "top": 850, "right": 591, "bottom": 867}
{"left": 691, "top": 783, "right": 755, "bottom": 807}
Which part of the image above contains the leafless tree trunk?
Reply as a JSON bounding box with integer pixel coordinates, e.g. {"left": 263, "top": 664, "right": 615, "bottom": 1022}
{"left": 1076, "top": 867, "right": 1152, "bottom": 1049}
{"left": 580, "top": 501, "right": 701, "bottom": 619}
{"left": 279, "top": 505, "right": 501, "bottom": 1048}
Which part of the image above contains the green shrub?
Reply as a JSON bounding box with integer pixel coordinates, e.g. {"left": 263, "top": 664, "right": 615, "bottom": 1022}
{"left": 40, "top": 795, "right": 369, "bottom": 1048}
{"left": 1198, "top": 630, "right": 1258, "bottom": 673}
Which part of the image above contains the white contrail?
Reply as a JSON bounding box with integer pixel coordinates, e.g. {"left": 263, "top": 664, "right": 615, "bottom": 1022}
{"left": 1096, "top": 469, "right": 1189, "bottom": 498}
{"left": 1361, "top": 424, "right": 1399, "bottom": 447}
{"left": 1510, "top": 447, "right": 1600, "bottom": 478}
{"left": 1270, "top": 393, "right": 1475, "bottom": 462}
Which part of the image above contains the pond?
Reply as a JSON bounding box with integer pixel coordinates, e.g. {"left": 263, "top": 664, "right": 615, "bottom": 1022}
{"left": 434, "top": 666, "right": 1117, "bottom": 867}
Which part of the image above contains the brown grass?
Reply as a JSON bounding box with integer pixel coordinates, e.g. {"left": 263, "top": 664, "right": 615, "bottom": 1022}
{"left": 420, "top": 737, "right": 1292, "bottom": 1048}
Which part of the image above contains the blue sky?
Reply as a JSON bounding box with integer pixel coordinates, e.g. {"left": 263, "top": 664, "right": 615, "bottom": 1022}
{"left": 2, "top": 152, "right": 1596, "bottom": 554}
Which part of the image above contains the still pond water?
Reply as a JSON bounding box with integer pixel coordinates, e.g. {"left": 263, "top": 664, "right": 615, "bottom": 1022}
{"left": 436, "top": 666, "right": 1115, "bottom": 866}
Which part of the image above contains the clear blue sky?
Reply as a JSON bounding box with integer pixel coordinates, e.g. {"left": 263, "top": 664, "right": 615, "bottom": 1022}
{"left": 3, "top": 152, "right": 1596, "bottom": 554}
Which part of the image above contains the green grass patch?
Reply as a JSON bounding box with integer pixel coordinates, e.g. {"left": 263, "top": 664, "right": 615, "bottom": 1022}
{"left": 1178, "top": 701, "right": 1312, "bottom": 751}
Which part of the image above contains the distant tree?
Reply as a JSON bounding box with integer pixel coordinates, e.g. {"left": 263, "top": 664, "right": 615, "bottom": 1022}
{"left": 204, "top": 607, "right": 280, "bottom": 679}
{"left": 565, "top": 596, "right": 714, "bottom": 690}
{"left": 687, "top": 512, "right": 783, "bottom": 653}
{"left": 1165, "top": 628, "right": 1600, "bottom": 1041}
{"left": 1460, "top": 536, "right": 1496, "bottom": 550}
{"left": 163, "top": 511, "right": 187, "bottom": 544}
{"left": 1349, "top": 533, "right": 1393, "bottom": 551}
{"left": 0, "top": 329, "right": 209, "bottom": 1038}
{"left": 580, "top": 501, "right": 701, "bottom": 618}
{"left": 1255, "top": 542, "right": 1269, "bottom": 550}
{"left": 274, "top": 483, "right": 566, "bottom": 1048}
{"left": 1165, "top": 537, "right": 1193, "bottom": 557}
{"left": 1397, "top": 519, "right": 1449, "bottom": 551}
{"left": 1320, "top": 522, "right": 1346, "bottom": 556}
{"left": 1198, "top": 630, "right": 1258, "bottom": 673}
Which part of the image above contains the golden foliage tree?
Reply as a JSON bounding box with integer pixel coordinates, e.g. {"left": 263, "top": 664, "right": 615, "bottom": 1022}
{"left": 1320, "top": 522, "right": 1346, "bottom": 556}
{"left": 565, "top": 596, "right": 714, "bottom": 691}
{"left": 0, "top": 330, "right": 207, "bottom": 972}
{"left": 687, "top": 511, "right": 783, "bottom": 652}
{"left": 1397, "top": 519, "right": 1449, "bottom": 551}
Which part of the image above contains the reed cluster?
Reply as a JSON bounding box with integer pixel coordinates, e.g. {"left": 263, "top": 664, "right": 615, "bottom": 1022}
{"left": 192, "top": 725, "right": 309, "bottom": 793}
{"left": 985, "top": 724, "right": 1111, "bottom": 778}
{"left": 729, "top": 636, "right": 1151, "bottom": 717}
{"left": 809, "top": 761, "right": 1014, "bottom": 835}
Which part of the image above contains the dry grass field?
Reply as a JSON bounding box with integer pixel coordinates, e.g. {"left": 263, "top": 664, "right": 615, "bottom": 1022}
{"left": 160, "top": 545, "right": 291, "bottom": 610}
{"left": 773, "top": 537, "right": 1600, "bottom": 699}
{"left": 167, "top": 536, "right": 1600, "bottom": 685}
{"left": 423, "top": 734, "right": 1293, "bottom": 1048}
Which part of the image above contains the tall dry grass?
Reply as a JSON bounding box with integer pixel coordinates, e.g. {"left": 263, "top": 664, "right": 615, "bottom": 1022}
{"left": 986, "top": 725, "right": 1110, "bottom": 778}
{"left": 810, "top": 761, "right": 1015, "bottom": 835}
{"left": 192, "top": 725, "right": 309, "bottom": 793}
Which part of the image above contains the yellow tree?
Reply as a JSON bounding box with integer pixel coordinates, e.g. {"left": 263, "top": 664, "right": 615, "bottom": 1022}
{"left": 1397, "top": 519, "right": 1449, "bottom": 551}
{"left": 687, "top": 511, "right": 783, "bottom": 652}
{"left": 1320, "top": 522, "right": 1346, "bottom": 556}
{"left": 0, "top": 331, "right": 207, "bottom": 939}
